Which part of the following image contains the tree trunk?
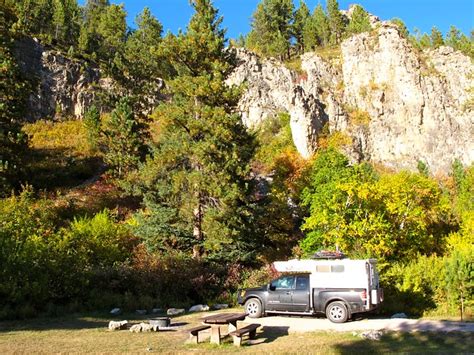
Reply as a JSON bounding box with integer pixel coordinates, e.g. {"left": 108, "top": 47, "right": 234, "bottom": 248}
{"left": 192, "top": 194, "right": 203, "bottom": 259}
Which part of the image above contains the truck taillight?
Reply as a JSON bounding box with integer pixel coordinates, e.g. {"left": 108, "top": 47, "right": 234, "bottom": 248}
{"left": 360, "top": 290, "right": 367, "bottom": 301}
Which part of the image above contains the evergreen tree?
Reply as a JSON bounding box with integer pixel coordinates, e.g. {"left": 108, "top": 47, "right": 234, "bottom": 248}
{"left": 79, "top": 0, "right": 109, "bottom": 57}
{"left": 419, "top": 32, "right": 431, "bottom": 49}
{"left": 97, "top": 4, "right": 126, "bottom": 62}
{"left": 430, "top": 26, "right": 444, "bottom": 48}
{"left": 52, "top": 0, "right": 65, "bottom": 41}
{"left": 326, "top": 0, "right": 345, "bottom": 45}
{"left": 303, "top": 4, "right": 330, "bottom": 50}
{"left": 83, "top": 105, "right": 100, "bottom": 150}
{"left": 116, "top": 7, "right": 171, "bottom": 115}
{"left": 391, "top": 17, "right": 409, "bottom": 38}
{"left": 292, "top": 0, "right": 310, "bottom": 54}
{"left": 347, "top": 4, "right": 371, "bottom": 35}
{"left": 247, "top": 0, "right": 294, "bottom": 59}
{"left": 101, "top": 97, "right": 147, "bottom": 178}
{"left": 445, "top": 25, "right": 461, "bottom": 49}
{"left": 0, "top": 6, "right": 29, "bottom": 196}
{"left": 133, "top": 0, "right": 257, "bottom": 261}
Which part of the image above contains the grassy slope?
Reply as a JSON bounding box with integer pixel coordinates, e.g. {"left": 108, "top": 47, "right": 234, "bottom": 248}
{"left": 0, "top": 311, "right": 472, "bottom": 354}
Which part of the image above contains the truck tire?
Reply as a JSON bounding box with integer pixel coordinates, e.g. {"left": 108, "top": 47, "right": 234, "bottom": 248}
{"left": 244, "top": 298, "right": 263, "bottom": 318}
{"left": 326, "top": 301, "right": 348, "bottom": 323}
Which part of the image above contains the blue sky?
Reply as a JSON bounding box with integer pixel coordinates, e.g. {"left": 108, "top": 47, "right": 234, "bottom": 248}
{"left": 80, "top": 1, "right": 473, "bottom": 39}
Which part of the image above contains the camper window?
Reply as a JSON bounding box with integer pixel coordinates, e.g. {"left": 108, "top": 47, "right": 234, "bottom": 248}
{"left": 316, "top": 265, "right": 345, "bottom": 273}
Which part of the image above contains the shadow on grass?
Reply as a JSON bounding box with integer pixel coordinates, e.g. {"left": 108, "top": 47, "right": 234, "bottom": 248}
{"left": 0, "top": 312, "right": 192, "bottom": 333}
{"left": 25, "top": 147, "right": 103, "bottom": 191}
{"left": 259, "top": 326, "right": 290, "bottom": 344}
{"left": 0, "top": 315, "right": 108, "bottom": 332}
{"left": 335, "top": 332, "right": 474, "bottom": 354}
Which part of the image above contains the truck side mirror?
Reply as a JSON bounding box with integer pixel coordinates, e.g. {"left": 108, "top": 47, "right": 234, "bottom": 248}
{"left": 268, "top": 284, "right": 276, "bottom": 291}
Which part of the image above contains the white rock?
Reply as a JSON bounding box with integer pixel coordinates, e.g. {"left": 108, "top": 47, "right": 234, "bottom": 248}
{"left": 361, "top": 330, "right": 383, "bottom": 341}
{"left": 129, "top": 324, "right": 143, "bottom": 333}
{"left": 212, "top": 304, "right": 229, "bottom": 310}
{"left": 167, "top": 308, "right": 185, "bottom": 316}
{"left": 110, "top": 308, "right": 121, "bottom": 315}
{"left": 140, "top": 323, "right": 155, "bottom": 332}
{"left": 108, "top": 320, "right": 128, "bottom": 331}
{"left": 188, "top": 304, "right": 210, "bottom": 313}
{"left": 228, "top": 25, "right": 474, "bottom": 174}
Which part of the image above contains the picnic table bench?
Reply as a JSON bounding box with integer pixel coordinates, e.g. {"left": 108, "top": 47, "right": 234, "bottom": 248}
{"left": 229, "top": 323, "right": 261, "bottom": 347}
{"left": 186, "top": 324, "right": 211, "bottom": 344}
{"left": 202, "top": 312, "right": 248, "bottom": 345}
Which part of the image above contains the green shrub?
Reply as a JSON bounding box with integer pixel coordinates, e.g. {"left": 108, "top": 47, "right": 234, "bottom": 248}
{"left": 381, "top": 255, "right": 445, "bottom": 317}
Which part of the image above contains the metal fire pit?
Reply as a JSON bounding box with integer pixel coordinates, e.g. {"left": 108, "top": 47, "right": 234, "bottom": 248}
{"left": 149, "top": 317, "right": 170, "bottom": 328}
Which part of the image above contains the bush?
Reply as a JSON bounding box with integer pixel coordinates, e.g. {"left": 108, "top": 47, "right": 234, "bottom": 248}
{"left": 381, "top": 256, "right": 445, "bottom": 317}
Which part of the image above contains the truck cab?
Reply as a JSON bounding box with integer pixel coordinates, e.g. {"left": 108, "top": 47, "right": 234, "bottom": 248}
{"left": 237, "top": 258, "right": 383, "bottom": 323}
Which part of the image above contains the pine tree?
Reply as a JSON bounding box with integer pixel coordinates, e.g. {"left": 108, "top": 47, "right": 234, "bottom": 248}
{"left": 83, "top": 105, "right": 100, "bottom": 150}
{"left": 97, "top": 4, "right": 126, "bottom": 62}
{"left": 430, "top": 26, "right": 444, "bottom": 48}
{"left": 133, "top": 0, "right": 257, "bottom": 261}
{"left": 79, "top": 0, "right": 109, "bottom": 57}
{"left": 326, "top": 0, "right": 345, "bottom": 45}
{"left": 445, "top": 25, "right": 461, "bottom": 49}
{"left": 0, "top": 6, "right": 29, "bottom": 196}
{"left": 391, "top": 17, "right": 409, "bottom": 38}
{"left": 101, "top": 97, "right": 147, "bottom": 178}
{"left": 293, "top": 0, "right": 310, "bottom": 54}
{"left": 347, "top": 4, "right": 371, "bottom": 35}
{"left": 419, "top": 32, "right": 431, "bottom": 49}
{"left": 115, "top": 7, "right": 171, "bottom": 115}
{"left": 52, "top": 0, "right": 65, "bottom": 41}
{"left": 247, "top": 0, "right": 294, "bottom": 59}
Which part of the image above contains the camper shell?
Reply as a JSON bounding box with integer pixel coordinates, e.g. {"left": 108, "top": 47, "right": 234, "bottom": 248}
{"left": 237, "top": 258, "right": 383, "bottom": 323}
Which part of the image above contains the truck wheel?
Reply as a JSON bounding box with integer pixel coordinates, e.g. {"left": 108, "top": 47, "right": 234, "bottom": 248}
{"left": 244, "top": 298, "right": 263, "bottom": 318}
{"left": 326, "top": 301, "right": 348, "bottom": 323}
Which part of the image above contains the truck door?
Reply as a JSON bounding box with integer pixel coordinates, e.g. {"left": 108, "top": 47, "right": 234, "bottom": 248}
{"left": 291, "top": 275, "right": 310, "bottom": 312}
{"left": 266, "top": 275, "right": 295, "bottom": 311}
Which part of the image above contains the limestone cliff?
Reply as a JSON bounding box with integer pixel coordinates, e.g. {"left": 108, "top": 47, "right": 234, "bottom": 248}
{"left": 14, "top": 23, "right": 473, "bottom": 174}
{"left": 228, "top": 23, "right": 474, "bottom": 174}
{"left": 14, "top": 38, "right": 101, "bottom": 121}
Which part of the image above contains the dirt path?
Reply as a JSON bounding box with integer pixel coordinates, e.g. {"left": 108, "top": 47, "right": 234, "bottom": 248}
{"left": 245, "top": 315, "right": 474, "bottom": 333}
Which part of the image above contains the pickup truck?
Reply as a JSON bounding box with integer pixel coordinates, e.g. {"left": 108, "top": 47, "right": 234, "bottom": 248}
{"left": 237, "top": 258, "right": 383, "bottom": 323}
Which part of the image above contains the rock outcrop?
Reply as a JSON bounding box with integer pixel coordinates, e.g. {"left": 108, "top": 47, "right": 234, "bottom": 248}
{"left": 228, "top": 22, "right": 474, "bottom": 174}
{"left": 14, "top": 38, "right": 100, "bottom": 121}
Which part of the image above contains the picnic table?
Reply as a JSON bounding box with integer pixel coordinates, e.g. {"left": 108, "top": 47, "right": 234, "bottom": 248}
{"left": 202, "top": 312, "right": 247, "bottom": 345}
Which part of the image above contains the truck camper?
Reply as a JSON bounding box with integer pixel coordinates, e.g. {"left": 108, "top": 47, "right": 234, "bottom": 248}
{"left": 238, "top": 255, "right": 383, "bottom": 323}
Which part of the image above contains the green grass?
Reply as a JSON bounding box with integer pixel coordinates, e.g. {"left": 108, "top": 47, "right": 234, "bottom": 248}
{"left": 0, "top": 311, "right": 472, "bottom": 354}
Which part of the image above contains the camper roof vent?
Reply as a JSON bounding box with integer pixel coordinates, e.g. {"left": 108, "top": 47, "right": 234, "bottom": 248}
{"left": 311, "top": 250, "right": 346, "bottom": 259}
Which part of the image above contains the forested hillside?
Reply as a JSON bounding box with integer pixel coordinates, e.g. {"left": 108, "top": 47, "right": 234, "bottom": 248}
{"left": 0, "top": 0, "right": 472, "bottom": 320}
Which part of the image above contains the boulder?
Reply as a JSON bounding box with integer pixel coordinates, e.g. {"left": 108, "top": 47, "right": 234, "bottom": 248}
{"left": 140, "top": 323, "right": 155, "bottom": 332}
{"left": 212, "top": 304, "right": 229, "bottom": 310}
{"left": 108, "top": 320, "right": 128, "bottom": 331}
{"left": 188, "top": 304, "right": 210, "bottom": 313}
{"left": 167, "top": 308, "right": 185, "bottom": 316}
{"left": 129, "top": 324, "right": 143, "bottom": 333}
{"left": 360, "top": 330, "right": 383, "bottom": 341}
